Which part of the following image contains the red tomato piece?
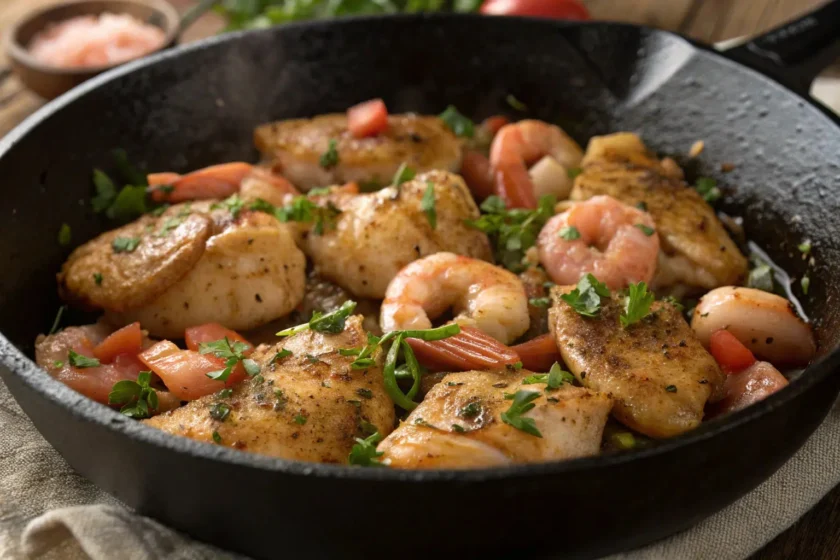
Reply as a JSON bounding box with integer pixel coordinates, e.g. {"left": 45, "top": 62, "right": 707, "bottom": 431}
{"left": 348, "top": 99, "right": 389, "bottom": 138}
{"left": 92, "top": 322, "right": 143, "bottom": 363}
{"left": 706, "top": 361, "right": 788, "bottom": 418}
{"left": 512, "top": 333, "right": 562, "bottom": 372}
{"left": 481, "top": 115, "right": 510, "bottom": 136}
{"left": 709, "top": 329, "right": 756, "bottom": 374}
{"left": 184, "top": 323, "right": 252, "bottom": 353}
{"left": 460, "top": 150, "right": 496, "bottom": 202}
{"left": 480, "top": 0, "right": 590, "bottom": 19}
{"left": 58, "top": 346, "right": 146, "bottom": 405}
{"left": 139, "top": 341, "right": 246, "bottom": 401}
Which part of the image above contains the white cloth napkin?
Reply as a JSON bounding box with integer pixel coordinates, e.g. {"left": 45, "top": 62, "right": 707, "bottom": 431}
{"left": 1, "top": 371, "right": 839, "bottom": 559}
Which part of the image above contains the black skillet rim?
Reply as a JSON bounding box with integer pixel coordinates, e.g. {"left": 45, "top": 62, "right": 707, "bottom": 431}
{"left": 1, "top": 12, "right": 839, "bottom": 483}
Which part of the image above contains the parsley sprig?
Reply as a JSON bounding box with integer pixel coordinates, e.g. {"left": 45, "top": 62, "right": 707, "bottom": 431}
{"left": 250, "top": 196, "right": 341, "bottom": 236}
{"left": 348, "top": 431, "right": 385, "bottom": 467}
{"left": 68, "top": 350, "right": 100, "bottom": 368}
{"left": 465, "top": 195, "right": 556, "bottom": 272}
{"left": 438, "top": 105, "right": 474, "bottom": 138}
{"left": 277, "top": 300, "right": 357, "bottom": 337}
{"left": 522, "top": 362, "right": 575, "bottom": 389}
{"left": 560, "top": 274, "right": 610, "bottom": 317}
{"left": 620, "top": 282, "right": 655, "bottom": 327}
{"left": 421, "top": 181, "right": 437, "bottom": 229}
{"left": 108, "top": 371, "right": 158, "bottom": 419}
{"left": 501, "top": 390, "right": 542, "bottom": 437}
{"left": 198, "top": 337, "right": 259, "bottom": 381}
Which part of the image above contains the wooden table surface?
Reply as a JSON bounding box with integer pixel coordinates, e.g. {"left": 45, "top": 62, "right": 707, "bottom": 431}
{"left": 0, "top": 0, "right": 837, "bottom": 558}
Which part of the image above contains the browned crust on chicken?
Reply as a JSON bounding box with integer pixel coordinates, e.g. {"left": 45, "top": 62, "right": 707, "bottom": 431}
{"left": 58, "top": 212, "right": 212, "bottom": 312}
{"left": 144, "top": 316, "right": 396, "bottom": 463}
{"left": 549, "top": 287, "right": 724, "bottom": 438}
{"left": 571, "top": 133, "right": 747, "bottom": 290}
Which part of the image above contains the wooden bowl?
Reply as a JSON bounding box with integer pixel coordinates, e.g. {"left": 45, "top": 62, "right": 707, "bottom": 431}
{"left": 6, "top": 0, "right": 180, "bottom": 100}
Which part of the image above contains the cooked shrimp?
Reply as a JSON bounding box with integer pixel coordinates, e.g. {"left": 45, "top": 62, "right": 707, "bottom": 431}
{"left": 707, "top": 360, "right": 789, "bottom": 417}
{"left": 691, "top": 287, "right": 816, "bottom": 368}
{"left": 304, "top": 170, "right": 492, "bottom": 299}
{"left": 537, "top": 195, "right": 659, "bottom": 289}
{"left": 254, "top": 113, "right": 463, "bottom": 190}
{"left": 380, "top": 252, "right": 529, "bottom": 345}
{"left": 489, "top": 119, "right": 583, "bottom": 208}
{"left": 148, "top": 163, "right": 298, "bottom": 204}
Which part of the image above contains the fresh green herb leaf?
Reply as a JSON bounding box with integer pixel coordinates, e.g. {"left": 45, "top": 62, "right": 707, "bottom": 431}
{"left": 106, "top": 185, "right": 148, "bottom": 222}
{"left": 294, "top": 414, "right": 308, "bottom": 425}
{"left": 560, "top": 274, "right": 610, "bottom": 317}
{"left": 522, "top": 363, "right": 574, "bottom": 389}
{"left": 348, "top": 431, "right": 385, "bottom": 467}
{"left": 452, "top": 424, "right": 466, "bottom": 433}
{"left": 662, "top": 295, "right": 684, "bottom": 311}
{"left": 505, "top": 94, "right": 528, "bottom": 112}
{"left": 111, "top": 148, "right": 147, "bottom": 186}
{"left": 242, "top": 358, "right": 261, "bottom": 376}
{"left": 695, "top": 177, "right": 721, "bottom": 203}
{"left": 111, "top": 237, "right": 140, "bottom": 253}
{"left": 199, "top": 337, "right": 252, "bottom": 381}
{"left": 68, "top": 350, "right": 100, "bottom": 368}
{"left": 747, "top": 262, "right": 775, "bottom": 293}
{"left": 48, "top": 305, "right": 67, "bottom": 335}
{"left": 635, "top": 224, "right": 655, "bottom": 236}
{"left": 528, "top": 297, "right": 550, "bottom": 308}
{"left": 58, "top": 223, "right": 72, "bottom": 246}
{"left": 351, "top": 358, "right": 375, "bottom": 369}
{"left": 91, "top": 169, "right": 118, "bottom": 212}
{"left": 271, "top": 349, "right": 292, "bottom": 363}
{"left": 480, "top": 195, "right": 506, "bottom": 214}
{"left": 108, "top": 371, "right": 158, "bottom": 419}
{"left": 53, "top": 360, "right": 65, "bottom": 368}
{"left": 219, "top": 388, "right": 233, "bottom": 398}
{"left": 93, "top": 272, "right": 103, "bottom": 285}
{"left": 500, "top": 390, "right": 542, "bottom": 437}
{"left": 356, "top": 388, "right": 373, "bottom": 399}
{"left": 798, "top": 240, "right": 812, "bottom": 256}
{"left": 392, "top": 162, "right": 416, "bottom": 187}
{"left": 621, "top": 282, "right": 655, "bottom": 327}
{"left": 665, "top": 385, "right": 677, "bottom": 393}
{"left": 210, "top": 402, "right": 231, "bottom": 422}
{"left": 212, "top": 431, "right": 222, "bottom": 444}
{"left": 459, "top": 400, "right": 481, "bottom": 418}
{"left": 559, "top": 226, "right": 580, "bottom": 240}
{"left": 211, "top": 194, "right": 246, "bottom": 218}
{"left": 277, "top": 300, "right": 357, "bottom": 336}
{"left": 421, "top": 181, "right": 437, "bottom": 229}
{"left": 801, "top": 275, "right": 811, "bottom": 295}
{"left": 567, "top": 167, "right": 582, "bottom": 179}
{"left": 438, "top": 105, "right": 474, "bottom": 138}
{"left": 319, "top": 138, "right": 339, "bottom": 169}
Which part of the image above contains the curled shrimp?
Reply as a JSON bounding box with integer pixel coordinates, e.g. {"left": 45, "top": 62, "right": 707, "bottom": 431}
{"left": 537, "top": 195, "right": 660, "bottom": 289}
{"left": 148, "top": 163, "right": 298, "bottom": 204}
{"left": 691, "top": 287, "right": 816, "bottom": 368}
{"left": 489, "top": 119, "right": 583, "bottom": 208}
{"left": 380, "top": 252, "right": 529, "bottom": 345}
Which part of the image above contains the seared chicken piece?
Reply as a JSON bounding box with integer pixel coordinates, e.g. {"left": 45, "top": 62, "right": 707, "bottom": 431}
{"left": 304, "top": 170, "right": 492, "bottom": 299}
{"left": 145, "top": 316, "right": 396, "bottom": 463}
{"left": 61, "top": 202, "right": 306, "bottom": 339}
{"left": 548, "top": 288, "right": 724, "bottom": 438}
{"left": 35, "top": 323, "right": 180, "bottom": 411}
{"left": 571, "top": 133, "right": 747, "bottom": 293}
{"left": 255, "top": 113, "right": 463, "bottom": 190}
{"left": 378, "top": 370, "right": 612, "bottom": 469}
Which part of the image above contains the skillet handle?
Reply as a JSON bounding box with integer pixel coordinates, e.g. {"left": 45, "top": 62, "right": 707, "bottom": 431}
{"left": 723, "top": 0, "right": 840, "bottom": 94}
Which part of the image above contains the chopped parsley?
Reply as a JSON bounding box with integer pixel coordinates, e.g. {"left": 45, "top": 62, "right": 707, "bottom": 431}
{"left": 58, "top": 223, "right": 72, "bottom": 246}
{"left": 348, "top": 431, "right": 385, "bottom": 467}
{"left": 747, "top": 255, "right": 775, "bottom": 293}
{"left": 635, "top": 224, "right": 655, "bottom": 236}
{"left": 458, "top": 400, "right": 482, "bottom": 418}
{"left": 93, "top": 272, "right": 103, "bottom": 285}
{"left": 452, "top": 424, "right": 466, "bottom": 433}
{"left": 500, "top": 390, "right": 542, "bottom": 437}
{"left": 212, "top": 431, "right": 222, "bottom": 444}
{"left": 271, "top": 349, "right": 293, "bottom": 363}
{"left": 219, "top": 388, "right": 233, "bottom": 398}
{"left": 210, "top": 402, "right": 231, "bottom": 422}
{"left": 108, "top": 371, "right": 158, "bottom": 419}
{"left": 438, "top": 105, "right": 474, "bottom": 138}
{"left": 801, "top": 275, "right": 811, "bottom": 295}
{"left": 529, "top": 297, "right": 550, "bottom": 308}
{"left": 356, "top": 388, "right": 373, "bottom": 399}
{"left": 48, "top": 305, "right": 67, "bottom": 335}
{"left": 522, "top": 362, "right": 574, "bottom": 389}
{"left": 293, "top": 414, "right": 308, "bottom": 425}
{"left": 567, "top": 167, "right": 582, "bottom": 179}
{"left": 798, "top": 240, "right": 812, "bottom": 256}
{"left": 252, "top": 196, "right": 341, "bottom": 236}
{"left": 277, "top": 300, "right": 357, "bottom": 337}
{"left": 559, "top": 226, "right": 581, "bottom": 240}
{"left": 198, "top": 337, "right": 257, "bottom": 381}
{"left": 505, "top": 94, "right": 528, "bottom": 112}
{"left": 620, "top": 282, "right": 655, "bottom": 327}
{"left": 421, "top": 181, "right": 437, "bottom": 229}
{"left": 695, "top": 177, "right": 721, "bottom": 203}
{"left": 210, "top": 193, "right": 245, "bottom": 218}
{"left": 91, "top": 169, "right": 118, "bottom": 213}
{"left": 53, "top": 360, "right": 64, "bottom": 368}
{"left": 111, "top": 237, "right": 140, "bottom": 253}
{"left": 665, "top": 385, "right": 677, "bottom": 393}
{"left": 465, "top": 195, "right": 556, "bottom": 272}
{"left": 68, "top": 350, "right": 100, "bottom": 369}
{"left": 560, "top": 274, "right": 610, "bottom": 317}
{"left": 319, "top": 138, "right": 340, "bottom": 168}
{"left": 392, "top": 163, "right": 416, "bottom": 187}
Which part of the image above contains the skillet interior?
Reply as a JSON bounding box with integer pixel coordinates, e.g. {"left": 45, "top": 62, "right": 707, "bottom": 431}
{"left": 1, "top": 14, "right": 840, "bottom": 559}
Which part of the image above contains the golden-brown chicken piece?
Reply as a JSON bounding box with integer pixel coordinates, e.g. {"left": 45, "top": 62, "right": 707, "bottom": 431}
{"left": 255, "top": 113, "right": 463, "bottom": 190}
{"left": 61, "top": 202, "right": 307, "bottom": 339}
{"left": 571, "top": 133, "right": 747, "bottom": 293}
{"left": 548, "top": 287, "right": 724, "bottom": 438}
{"left": 378, "top": 370, "right": 612, "bottom": 469}
{"left": 145, "top": 316, "right": 396, "bottom": 463}
{"left": 304, "top": 170, "right": 492, "bottom": 299}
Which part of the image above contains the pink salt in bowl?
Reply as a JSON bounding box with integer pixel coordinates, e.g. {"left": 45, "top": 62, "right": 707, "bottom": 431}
{"left": 6, "top": 0, "right": 180, "bottom": 100}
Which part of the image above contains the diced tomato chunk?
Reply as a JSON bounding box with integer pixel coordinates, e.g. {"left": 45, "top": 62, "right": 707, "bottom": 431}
{"left": 139, "top": 340, "right": 246, "bottom": 400}
{"left": 184, "top": 323, "right": 252, "bottom": 353}
{"left": 93, "top": 322, "right": 143, "bottom": 363}
{"left": 348, "top": 99, "right": 388, "bottom": 138}
{"left": 460, "top": 150, "right": 496, "bottom": 202}
{"left": 709, "top": 329, "right": 756, "bottom": 374}
{"left": 481, "top": 115, "right": 510, "bottom": 136}
{"left": 512, "top": 334, "right": 562, "bottom": 372}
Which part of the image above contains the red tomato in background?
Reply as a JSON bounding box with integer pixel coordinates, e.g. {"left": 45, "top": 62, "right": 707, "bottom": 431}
{"left": 709, "top": 329, "right": 756, "bottom": 374}
{"left": 347, "top": 98, "right": 389, "bottom": 138}
{"left": 480, "top": 0, "right": 589, "bottom": 19}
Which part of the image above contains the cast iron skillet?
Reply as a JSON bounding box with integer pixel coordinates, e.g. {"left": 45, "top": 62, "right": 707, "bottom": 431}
{"left": 1, "top": 2, "right": 840, "bottom": 558}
